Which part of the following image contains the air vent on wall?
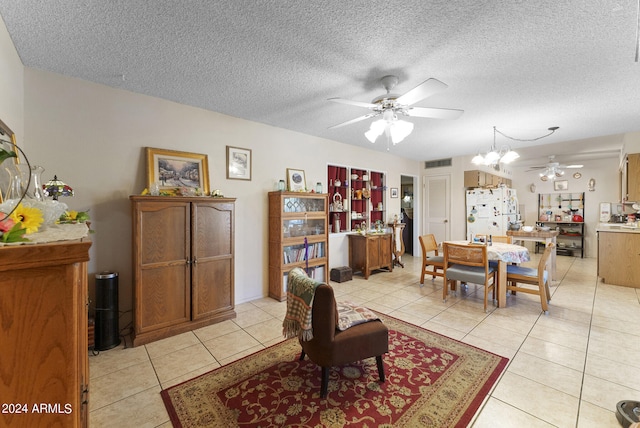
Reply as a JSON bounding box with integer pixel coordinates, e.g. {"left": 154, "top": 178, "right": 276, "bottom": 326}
{"left": 424, "top": 158, "right": 452, "bottom": 169}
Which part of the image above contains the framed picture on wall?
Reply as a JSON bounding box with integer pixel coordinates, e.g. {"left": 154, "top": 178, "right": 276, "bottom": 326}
{"left": 553, "top": 180, "right": 568, "bottom": 191}
{"left": 226, "top": 146, "right": 252, "bottom": 180}
{"left": 390, "top": 187, "right": 399, "bottom": 198}
{"left": 286, "top": 168, "right": 306, "bottom": 191}
{"left": 146, "top": 147, "right": 210, "bottom": 194}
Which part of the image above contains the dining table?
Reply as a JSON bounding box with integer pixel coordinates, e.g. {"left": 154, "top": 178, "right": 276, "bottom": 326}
{"left": 444, "top": 241, "right": 530, "bottom": 308}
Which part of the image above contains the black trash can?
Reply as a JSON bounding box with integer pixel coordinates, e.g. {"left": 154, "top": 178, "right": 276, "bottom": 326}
{"left": 95, "top": 271, "right": 121, "bottom": 351}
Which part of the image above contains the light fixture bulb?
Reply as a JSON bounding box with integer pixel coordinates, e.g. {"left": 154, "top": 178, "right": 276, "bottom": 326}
{"left": 483, "top": 150, "right": 500, "bottom": 165}
{"left": 472, "top": 154, "right": 484, "bottom": 165}
{"left": 382, "top": 109, "right": 395, "bottom": 122}
{"left": 500, "top": 150, "right": 519, "bottom": 164}
{"left": 365, "top": 119, "right": 386, "bottom": 143}
{"left": 389, "top": 120, "right": 413, "bottom": 144}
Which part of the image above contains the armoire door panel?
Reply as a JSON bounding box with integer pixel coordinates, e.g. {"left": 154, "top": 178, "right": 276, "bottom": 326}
{"left": 192, "top": 258, "right": 233, "bottom": 320}
{"left": 193, "top": 202, "right": 233, "bottom": 258}
{"left": 137, "top": 264, "right": 190, "bottom": 332}
{"left": 139, "top": 204, "right": 190, "bottom": 264}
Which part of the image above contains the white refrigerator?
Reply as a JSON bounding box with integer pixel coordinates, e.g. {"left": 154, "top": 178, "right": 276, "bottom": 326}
{"left": 466, "top": 188, "right": 519, "bottom": 239}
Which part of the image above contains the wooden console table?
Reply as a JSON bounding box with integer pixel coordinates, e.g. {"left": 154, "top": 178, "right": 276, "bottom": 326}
{"left": 347, "top": 233, "right": 393, "bottom": 279}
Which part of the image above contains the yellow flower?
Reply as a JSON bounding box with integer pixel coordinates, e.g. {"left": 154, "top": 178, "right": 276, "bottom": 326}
{"left": 66, "top": 210, "right": 78, "bottom": 220}
{"left": 10, "top": 203, "right": 44, "bottom": 234}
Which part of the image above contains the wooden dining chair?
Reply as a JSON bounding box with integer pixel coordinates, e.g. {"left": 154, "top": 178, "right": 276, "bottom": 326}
{"left": 505, "top": 243, "right": 555, "bottom": 313}
{"left": 443, "top": 243, "right": 497, "bottom": 312}
{"left": 419, "top": 234, "right": 445, "bottom": 284}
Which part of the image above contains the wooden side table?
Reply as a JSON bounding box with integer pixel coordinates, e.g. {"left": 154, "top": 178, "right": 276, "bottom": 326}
{"left": 347, "top": 233, "right": 393, "bottom": 279}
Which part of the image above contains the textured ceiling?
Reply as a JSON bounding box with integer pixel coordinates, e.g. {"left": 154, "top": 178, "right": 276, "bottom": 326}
{"left": 0, "top": 0, "right": 638, "bottom": 167}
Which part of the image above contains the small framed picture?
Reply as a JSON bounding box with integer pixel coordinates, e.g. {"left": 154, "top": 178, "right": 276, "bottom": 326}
{"left": 286, "top": 168, "right": 306, "bottom": 192}
{"left": 146, "top": 147, "right": 209, "bottom": 194}
{"left": 554, "top": 180, "right": 568, "bottom": 191}
{"left": 390, "top": 187, "right": 399, "bottom": 198}
{"left": 226, "top": 146, "right": 252, "bottom": 180}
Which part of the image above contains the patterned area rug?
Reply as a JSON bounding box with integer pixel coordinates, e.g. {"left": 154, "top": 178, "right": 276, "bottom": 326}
{"left": 161, "top": 314, "right": 508, "bottom": 427}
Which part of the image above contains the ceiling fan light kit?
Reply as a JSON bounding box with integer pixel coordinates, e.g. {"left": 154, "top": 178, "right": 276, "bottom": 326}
{"left": 328, "top": 75, "right": 463, "bottom": 149}
{"left": 529, "top": 154, "right": 583, "bottom": 181}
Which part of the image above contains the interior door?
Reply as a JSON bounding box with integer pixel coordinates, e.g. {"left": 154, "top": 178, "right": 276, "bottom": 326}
{"left": 423, "top": 175, "right": 450, "bottom": 244}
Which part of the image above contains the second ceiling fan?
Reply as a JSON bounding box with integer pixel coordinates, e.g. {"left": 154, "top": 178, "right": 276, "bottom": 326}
{"left": 527, "top": 155, "right": 583, "bottom": 180}
{"left": 328, "top": 75, "right": 463, "bottom": 146}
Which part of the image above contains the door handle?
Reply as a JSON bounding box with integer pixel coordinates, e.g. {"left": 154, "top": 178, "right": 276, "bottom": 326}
{"left": 444, "top": 219, "right": 448, "bottom": 223}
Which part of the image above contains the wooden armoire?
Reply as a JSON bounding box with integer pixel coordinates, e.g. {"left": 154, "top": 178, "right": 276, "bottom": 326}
{"left": 130, "top": 196, "right": 236, "bottom": 346}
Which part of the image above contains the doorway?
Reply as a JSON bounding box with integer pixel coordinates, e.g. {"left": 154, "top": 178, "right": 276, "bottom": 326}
{"left": 400, "top": 175, "right": 417, "bottom": 255}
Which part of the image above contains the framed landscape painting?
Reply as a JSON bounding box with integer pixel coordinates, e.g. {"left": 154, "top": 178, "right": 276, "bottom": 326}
{"left": 146, "top": 147, "right": 210, "bottom": 194}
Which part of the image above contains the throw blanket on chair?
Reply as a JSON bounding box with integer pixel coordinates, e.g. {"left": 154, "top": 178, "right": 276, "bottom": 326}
{"left": 283, "top": 267, "right": 320, "bottom": 341}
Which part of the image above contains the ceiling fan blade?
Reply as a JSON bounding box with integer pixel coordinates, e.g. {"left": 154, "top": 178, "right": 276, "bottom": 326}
{"left": 395, "top": 78, "right": 448, "bottom": 106}
{"left": 328, "top": 97, "right": 377, "bottom": 109}
{"left": 328, "top": 113, "right": 378, "bottom": 129}
{"left": 405, "top": 106, "right": 464, "bottom": 120}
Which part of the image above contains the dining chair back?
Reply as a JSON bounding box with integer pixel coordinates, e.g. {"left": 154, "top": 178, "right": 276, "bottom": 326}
{"left": 443, "top": 243, "right": 496, "bottom": 312}
{"left": 419, "top": 234, "right": 445, "bottom": 284}
{"left": 505, "top": 242, "right": 555, "bottom": 313}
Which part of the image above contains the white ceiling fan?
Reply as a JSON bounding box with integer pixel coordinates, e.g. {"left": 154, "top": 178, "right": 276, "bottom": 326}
{"left": 327, "top": 75, "right": 463, "bottom": 146}
{"left": 527, "top": 155, "right": 583, "bottom": 180}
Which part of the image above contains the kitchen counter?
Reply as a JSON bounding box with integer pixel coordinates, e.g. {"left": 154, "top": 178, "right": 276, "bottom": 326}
{"left": 596, "top": 223, "right": 640, "bottom": 233}
{"left": 597, "top": 226, "right": 640, "bottom": 288}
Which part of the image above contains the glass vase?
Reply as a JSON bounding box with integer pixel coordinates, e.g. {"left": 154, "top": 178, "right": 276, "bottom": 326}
{"left": 4, "top": 163, "right": 28, "bottom": 201}
{"left": 28, "top": 165, "right": 46, "bottom": 201}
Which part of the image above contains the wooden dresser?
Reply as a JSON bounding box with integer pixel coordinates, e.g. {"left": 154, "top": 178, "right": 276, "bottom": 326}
{"left": 130, "top": 196, "right": 236, "bottom": 346}
{"left": 0, "top": 239, "right": 91, "bottom": 428}
{"left": 348, "top": 233, "right": 393, "bottom": 279}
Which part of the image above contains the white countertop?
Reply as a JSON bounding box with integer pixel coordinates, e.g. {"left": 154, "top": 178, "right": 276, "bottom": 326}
{"left": 597, "top": 223, "right": 640, "bottom": 233}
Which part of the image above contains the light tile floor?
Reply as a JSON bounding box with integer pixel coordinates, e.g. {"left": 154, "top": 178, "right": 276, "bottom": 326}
{"left": 89, "top": 253, "right": 640, "bottom": 427}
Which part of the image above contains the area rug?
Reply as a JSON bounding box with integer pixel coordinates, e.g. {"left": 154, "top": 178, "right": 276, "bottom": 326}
{"left": 161, "top": 314, "right": 508, "bottom": 427}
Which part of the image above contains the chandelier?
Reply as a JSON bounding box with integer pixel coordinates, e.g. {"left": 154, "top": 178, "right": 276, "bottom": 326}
{"left": 364, "top": 109, "right": 414, "bottom": 146}
{"left": 471, "top": 126, "right": 559, "bottom": 168}
{"left": 471, "top": 127, "right": 519, "bottom": 167}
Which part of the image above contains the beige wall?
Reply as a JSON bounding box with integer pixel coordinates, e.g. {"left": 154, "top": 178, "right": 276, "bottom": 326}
{"left": 0, "top": 13, "right": 24, "bottom": 141}
{"left": 19, "top": 67, "right": 422, "bottom": 322}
